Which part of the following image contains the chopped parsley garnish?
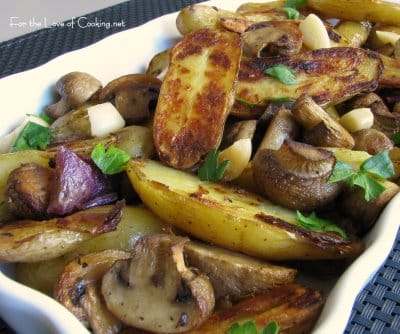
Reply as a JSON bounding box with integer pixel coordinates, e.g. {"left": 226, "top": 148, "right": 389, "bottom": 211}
{"left": 264, "top": 65, "right": 297, "bottom": 85}
{"left": 198, "top": 149, "right": 229, "bottom": 182}
{"left": 281, "top": 7, "right": 300, "bottom": 19}
{"left": 227, "top": 320, "right": 280, "bottom": 334}
{"left": 328, "top": 150, "right": 395, "bottom": 201}
{"left": 297, "top": 211, "right": 347, "bottom": 238}
{"left": 10, "top": 121, "right": 55, "bottom": 152}
{"left": 236, "top": 97, "right": 255, "bottom": 108}
{"left": 91, "top": 143, "right": 130, "bottom": 175}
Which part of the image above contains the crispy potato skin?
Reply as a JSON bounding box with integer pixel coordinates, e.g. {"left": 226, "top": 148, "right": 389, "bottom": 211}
{"left": 307, "top": 0, "right": 400, "bottom": 26}
{"left": 127, "top": 159, "right": 364, "bottom": 261}
{"left": 188, "top": 283, "right": 325, "bottom": 334}
{"left": 0, "top": 202, "right": 124, "bottom": 263}
{"left": 236, "top": 47, "right": 383, "bottom": 112}
{"left": 153, "top": 28, "right": 241, "bottom": 169}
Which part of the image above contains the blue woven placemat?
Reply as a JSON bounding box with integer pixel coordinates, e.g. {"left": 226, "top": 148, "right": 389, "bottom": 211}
{"left": 1, "top": 1, "right": 400, "bottom": 333}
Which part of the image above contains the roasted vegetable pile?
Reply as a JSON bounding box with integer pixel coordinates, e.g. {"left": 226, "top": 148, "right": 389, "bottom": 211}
{"left": 1, "top": 0, "right": 400, "bottom": 333}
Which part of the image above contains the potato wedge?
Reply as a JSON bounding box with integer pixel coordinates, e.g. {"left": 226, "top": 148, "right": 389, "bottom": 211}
{"left": 184, "top": 241, "right": 297, "bottom": 300}
{"left": 126, "top": 159, "right": 364, "bottom": 260}
{"left": 0, "top": 150, "right": 53, "bottom": 223}
{"left": 307, "top": 0, "right": 400, "bottom": 26}
{"left": 153, "top": 28, "right": 241, "bottom": 169}
{"left": 187, "top": 283, "right": 325, "bottom": 334}
{"left": 0, "top": 201, "right": 124, "bottom": 263}
{"left": 16, "top": 205, "right": 167, "bottom": 295}
{"left": 235, "top": 47, "right": 383, "bottom": 116}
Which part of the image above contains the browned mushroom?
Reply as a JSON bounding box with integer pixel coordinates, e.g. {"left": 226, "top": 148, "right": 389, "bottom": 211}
{"left": 352, "top": 128, "right": 393, "bottom": 155}
{"left": 257, "top": 106, "right": 299, "bottom": 151}
{"left": 46, "top": 72, "right": 102, "bottom": 120}
{"left": 99, "top": 74, "right": 161, "bottom": 124}
{"left": 349, "top": 92, "right": 400, "bottom": 137}
{"left": 221, "top": 119, "right": 257, "bottom": 149}
{"left": 101, "top": 234, "right": 215, "bottom": 333}
{"left": 54, "top": 250, "right": 130, "bottom": 333}
{"left": 252, "top": 140, "right": 342, "bottom": 211}
{"left": 338, "top": 180, "right": 399, "bottom": 234}
{"left": 242, "top": 21, "right": 303, "bottom": 58}
{"left": 184, "top": 241, "right": 297, "bottom": 301}
{"left": 7, "top": 163, "right": 54, "bottom": 220}
{"left": 292, "top": 94, "right": 355, "bottom": 149}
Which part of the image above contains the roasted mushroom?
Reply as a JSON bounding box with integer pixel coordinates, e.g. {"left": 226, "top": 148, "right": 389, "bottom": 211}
{"left": 54, "top": 250, "right": 130, "bottom": 333}
{"left": 349, "top": 93, "right": 400, "bottom": 137}
{"left": 99, "top": 74, "right": 161, "bottom": 124}
{"left": 242, "top": 21, "right": 303, "bottom": 57}
{"left": 46, "top": 72, "right": 102, "bottom": 120}
{"left": 352, "top": 128, "right": 393, "bottom": 155}
{"left": 292, "top": 94, "right": 355, "bottom": 149}
{"left": 252, "top": 140, "right": 341, "bottom": 211}
{"left": 101, "top": 234, "right": 215, "bottom": 333}
{"left": 7, "top": 163, "right": 54, "bottom": 220}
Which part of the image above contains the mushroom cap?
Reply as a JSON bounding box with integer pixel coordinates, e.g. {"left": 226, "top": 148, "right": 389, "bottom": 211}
{"left": 99, "top": 74, "right": 162, "bottom": 124}
{"left": 252, "top": 140, "right": 342, "bottom": 211}
{"left": 56, "top": 71, "right": 102, "bottom": 107}
{"left": 101, "top": 234, "right": 215, "bottom": 333}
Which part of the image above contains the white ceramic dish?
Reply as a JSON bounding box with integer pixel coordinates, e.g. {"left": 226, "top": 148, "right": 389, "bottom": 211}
{"left": 0, "top": 0, "right": 399, "bottom": 333}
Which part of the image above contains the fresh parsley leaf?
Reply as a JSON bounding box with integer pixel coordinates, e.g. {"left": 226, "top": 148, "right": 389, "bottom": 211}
{"left": 328, "top": 161, "right": 358, "bottom": 184}
{"left": 392, "top": 132, "right": 400, "bottom": 146}
{"left": 286, "top": 0, "right": 307, "bottom": 9}
{"left": 280, "top": 7, "right": 300, "bottom": 19}
{"left": 329, "top": 151, "right": 395, "bottom": 201}
{"left": 352, "top": 171, "right": 386, "bottom": 202}
{"left": 10, "top": 121, "right": 55, "bottom": 152}
{"left": 297, "top": 211, "right": 347, "bottom": 238}
{"left": 91, "top": 143, "right": 130, "bottom": 175}
{"left": 236, "top": 97, "right": 255, "bottom": 108}
{"left": 38, "top": 112, "right": 53, "bottom": 124}
{"left": 227, "top": 321, "right": 280, "bottom": 334}
{"left": 261, "top": 321, "right": 280, "bottom": 334}
{"left": 360, "top": 150, "right": 394, "bottom": 180}
{"left": 264, "top": 64, "right": 296, "bottom": 85}
{"left": 198, "top": 149, "right": 229, "bottom": 182}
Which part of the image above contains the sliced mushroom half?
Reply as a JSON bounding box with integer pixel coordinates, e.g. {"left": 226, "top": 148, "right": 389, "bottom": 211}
{"left": 99, "top": 74, "right": 162, "bottom": 124}
{"left": 292, "top": 94, "right": 355, "bottom": 149}
{"left": 252, "top": 140, "right": 341, "bottom": 211}
{"left": 54, "top": 250, "right": 130, "bottom": 332}
{"left": 101, "top": 234, "right": 215, "bottom": 333}
{"left": 242, "top": 21, "right": 303, "bottom": 58}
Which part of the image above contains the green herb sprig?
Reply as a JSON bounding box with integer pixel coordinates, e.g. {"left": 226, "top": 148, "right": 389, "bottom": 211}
{"left": 236, "top": 97, "right": 255, "bottom": 108}
{"left": 10, "top": 121, "right": 55, "bottom": 152}
{"left": 280, "top": 7, "right": 300, "bottom": 19}
{"left": 198, "top": 149, "right": 229, "bottom": 182}
{"left": 297, "top": 211, "right": 347, "bottom": 238}
{"left": 264, "top": 64, "right": 297, "bottom": 85}
{"left": 91, "top": 143, "right": 130, "bottom": 175}
{"left": 227, "top": 320, "right": 279, "bottom": 334}
{"left": 328, "top": 150, "right": 395, "bottom": 201}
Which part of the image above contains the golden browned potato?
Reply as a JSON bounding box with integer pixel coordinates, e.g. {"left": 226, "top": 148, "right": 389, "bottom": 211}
{"left": 307, "top": 0, "right": 400, "bottom": 26}
{"left": 187, "top": 283, "right": 325, "bottom": 334}
{"left": 153, "top": 28, "right": 241, "bottom": 169}
{"left": 0, "top": 202, "right": 124, "bottom": 263}
{"left": 235, "top": 47, "right": 383, "bottom": 117}
{"left": 126, "top": 159, "right": 364, "bottom": 261}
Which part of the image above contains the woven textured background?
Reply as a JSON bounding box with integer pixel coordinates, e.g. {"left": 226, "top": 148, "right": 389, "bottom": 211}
{"left": 1, "top": 0, "right": 400, "bottom": 333}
